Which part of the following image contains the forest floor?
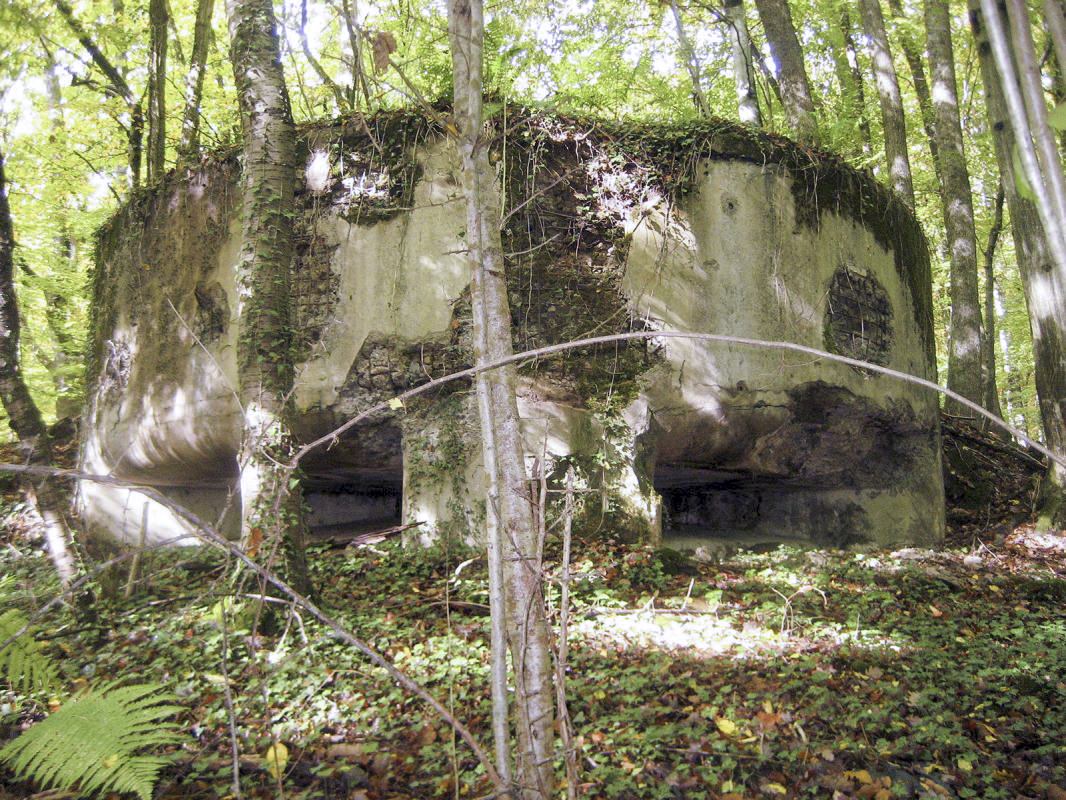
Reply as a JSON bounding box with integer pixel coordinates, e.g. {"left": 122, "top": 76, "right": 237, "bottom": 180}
{"left": 1, "top": 420, "right": 1065, "bottom": 800}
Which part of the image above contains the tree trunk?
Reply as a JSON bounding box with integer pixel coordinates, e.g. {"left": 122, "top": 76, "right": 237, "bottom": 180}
{"left": 147, "top": 0, "right": 168, "bottom": 181}
{"left": 41, "top": 66, "right": 83, "bottom": 417}
{"left": 225, "top": 0, "right": 314, "bottom": 597}
{"left": 299, "top": 0, "right": 347, "bottom": 111}
{"left": 52, "top": 0, "right": 143, "bottom": 187}
{"left": 177, "top": 0, "right": 214, "bottom": 160}
{"left": 1045, "top": 0, "right": 1066, "bottom": 151}
{"left": 752, "top": 0, "right": 819, "bottom": 142}
{"left": 926, "top": 0, "right": 985, "bottom": 410}
{"left": 0, "top": 151, "right": 79, "bottom": 590}
{"left": 970, "top": 0, "right": 1066, "bottom": 526}
{"left": 983, "top": 185, "right": 1006, "bottom": 422}
{"left": 669, "top": 0, "right": 709, "bottom": 116}
{"left": 448, "top": 0, "right": 555, "bottom": 795}
{"left": 887, "top": 0, "right": 941, "bottom": 184}
{"left": 339, "top": 0, "right": 372, "bottom": 109}
{"left": 829, "top": 6, "right": 871, "bottom": 155}
{"left": 724, "top": 0, "right": 761, "bottom": 125}
{"left": 859, "top": 0, "right": 915, "bottom": 207}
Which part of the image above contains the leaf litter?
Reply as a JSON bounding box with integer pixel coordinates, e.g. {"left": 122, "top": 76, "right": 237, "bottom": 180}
{"left": 0, "top": 420, "right": 1064, "bottom": 798}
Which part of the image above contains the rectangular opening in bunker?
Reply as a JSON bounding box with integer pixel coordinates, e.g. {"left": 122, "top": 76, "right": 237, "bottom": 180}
{"left": 654, "top": 465, "right": 810, "bottom": 549}
{"left": 303, "top": 472, "right": 402, "bottom": 542}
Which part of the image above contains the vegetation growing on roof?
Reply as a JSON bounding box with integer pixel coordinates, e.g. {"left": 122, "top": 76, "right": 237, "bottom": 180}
{"left": 494, "top": 107, "right": 935, "bottom": 368}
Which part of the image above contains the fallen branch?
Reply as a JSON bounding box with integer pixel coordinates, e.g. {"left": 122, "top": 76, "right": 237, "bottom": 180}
{"left": 0, "top": 462, "right": 505, "bottom": 795}
{"left": 314, "top": 520, "right": 424, "bottom": 548}
{"left": 292, "top": 331, "right": 1066, "bottom": 472}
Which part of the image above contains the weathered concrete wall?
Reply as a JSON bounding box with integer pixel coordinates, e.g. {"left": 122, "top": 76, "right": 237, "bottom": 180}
{"left": 625, "top": 160, "right": 942, "bottom": 546}
{"left": 80, "top": 111, "right": 944, "bottom": 549}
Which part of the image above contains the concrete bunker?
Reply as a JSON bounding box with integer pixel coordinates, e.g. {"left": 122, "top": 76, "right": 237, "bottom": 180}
{"left": 80, "top": 109, "right": 945, "bottom": 550}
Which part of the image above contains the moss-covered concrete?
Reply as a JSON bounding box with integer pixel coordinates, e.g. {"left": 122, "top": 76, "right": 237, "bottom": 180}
{"left": 80, "top": 107, "right": 944, "bottom": 548}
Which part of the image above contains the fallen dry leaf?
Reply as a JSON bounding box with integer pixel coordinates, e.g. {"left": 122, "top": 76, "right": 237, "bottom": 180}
{"left": 844, "top": 769, "right": 873, "bottom": 785}
{"left": 325, "top": 742, "right": 365, "bottom": 760}
{"left": 715, "top": 716, "right": 738, "bottom": 736}
{"left": 417, "top": 724, "right": 438, "bottom": 746}
{"left": 755, "top": 710, "right": 781, "bottom": 730}
{"left": 372, "top": 31, "right": 397, "bottom": 73}
{"left": 246, "top": 526, "right": 263, "bottom": 558}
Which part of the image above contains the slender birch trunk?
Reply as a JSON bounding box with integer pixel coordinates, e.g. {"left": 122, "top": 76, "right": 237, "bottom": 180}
{"left": 41, "top": 66, "right": 82, "bottom": 416}
{"left": 448, "top": 1, "right": 555, "bottom": 795}
{"left": 299, "top": 0, "right": 347, "bottom": 111}
{"left": 52, "top": 0, "right": 143, "bottom": 187}
{"left": 724, "top": 0, "right": 761, "bottom": 125}
{"left": 225, "top": 0, "right": 314, "bottom": 597}
{"left": 147, "top": 0, "right": 168, "bottom": 181}
{"left": 669, "top": 0, "right": 710, "bottom": 116}
{"left": 177, "top": 0, "right": 214, "bottom": 160}
{"left": 926, "top": 0, "right": 985, "bottom": 409}
{"left": 829, "top": 6, "right": 871, "bottom": 155}
{"left": 752, "top": 0, "right": 819, "bottom": 143}
{"left": 971, "top": 0, "right": 1066, "bottom": 527}
{"left": 0, "top": 151, "right": 79, "bottom": 590}
{"left": 983, "top": 186, "right": 1005, "bottom": 421}
{"left": 886, "top": 0, "right": 941, "bottom": 182}
{"left": 339, "top": 0, "right": 372, "bottom": 109}
{"left": 859, "top": 0, "right": 915, "bottom": 207}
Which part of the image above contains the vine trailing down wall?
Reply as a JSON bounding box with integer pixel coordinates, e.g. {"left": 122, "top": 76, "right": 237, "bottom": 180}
{"left": 81, "top": 105, "right": 944, "bottom": 551}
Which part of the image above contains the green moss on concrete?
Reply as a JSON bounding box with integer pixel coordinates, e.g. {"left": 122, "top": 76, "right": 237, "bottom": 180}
{"left": 90, "top": 105, "right": 935, "bottom": 410}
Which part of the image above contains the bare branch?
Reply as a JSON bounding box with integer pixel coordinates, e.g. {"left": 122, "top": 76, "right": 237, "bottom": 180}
{"left": 0, "top": 460, "right": 505, "bottom": 793}
{"left": 292, "top": 330, "right": 1066, "bottom": 471}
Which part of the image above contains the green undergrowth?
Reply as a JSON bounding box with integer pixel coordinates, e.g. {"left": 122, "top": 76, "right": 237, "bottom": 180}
{"left": 1, "top": 531, "right": 1065, "bottom": 799}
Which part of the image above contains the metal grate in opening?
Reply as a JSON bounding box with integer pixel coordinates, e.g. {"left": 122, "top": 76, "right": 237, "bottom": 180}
{"left": 824, "top": 265, "right": 893, "bottom": 366}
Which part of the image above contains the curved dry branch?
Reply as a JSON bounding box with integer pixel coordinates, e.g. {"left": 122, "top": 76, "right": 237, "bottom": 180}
{"left": 292, "top": 330, "right": 1066, "bottom": 471}
{"left": 0, "top": 462, "right": 505, "bottom": 793}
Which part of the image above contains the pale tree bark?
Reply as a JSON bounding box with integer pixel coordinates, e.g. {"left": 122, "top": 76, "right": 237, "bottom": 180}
{"left": 971, "top": 0, "right": 1066, "bottom": 527}
{"left": 983, "top": 185, "right": 1005, "bottom": 421}
{"left": 1046, "top": 3, "right": 1066, "bottom": 151}
{"left": 859, "top": 0, "right": 915, "bottom": 207}
{"left": 225, "top": 0, "right": 314, "bottom": 596}
{"left": 147, "top": 0, "right": 168, "bottom": 181}
{"left": 40, "top": 64, "right": 83, "bottom": 416}
{"left": 926, "top": 0, "right": 985, "bottom": 409}
{"left": 0, "top": 152, "right": 79, "bottom": 590}
{"left": 52, "top": 0, "right": 144, "bottom": 188}
{"left": 886, "top": 0, "right": 941, "bottom": 182}
{"left": 724, "top": 0, "right": 761, "bottom": 124}
{"left": 337, "top": 0, "right": 372, "bottom": 109}
{"left": 166, "top": 0, "right": 186, "bottom": 65}
{"left": 177, "top": 0, "right": 215, "bottom": 160}
{"left": 829, "top": 6, "right": 871, "bottom": 155}
{"left": 752, "top": 0, "right": 819, "bottom": 142}
{"left": 299, "top": 0, "right": 348, "bottom": 111}
{"left": 669, "top": 0, "right": 710, "bottom": 116}
{"left": 448, "top": 0, "right": 555, "bottom": 795}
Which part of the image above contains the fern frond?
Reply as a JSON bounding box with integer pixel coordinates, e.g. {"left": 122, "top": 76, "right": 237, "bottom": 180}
{"left": 0, "top": 681, "right": 185, "bottom": 800}
{"left": 0, "top": 609, "right": 58, "bottom": 692}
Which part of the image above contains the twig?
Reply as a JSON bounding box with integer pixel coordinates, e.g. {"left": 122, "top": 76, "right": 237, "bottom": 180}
{"left": 0, "top": 463, "right": 506, "bottom": 794}
{"left": 291, "top": 330, "right": 1066, "bottom": 473}
{"left": 555, "top": 468, "right": 579, "bottom": 800}
{"left": 219, "top": 582, "right": 243, "bottom": 800}
{"left": 123, "top": 501, "right": 149, "bottom": 599}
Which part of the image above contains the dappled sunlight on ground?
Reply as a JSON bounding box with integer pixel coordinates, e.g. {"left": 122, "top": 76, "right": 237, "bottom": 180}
{"left": 3, "top": 506, "right": 1066, "bottom": 798}
{"left": 570, "top": 598, "right": 909, "bottom": 658}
